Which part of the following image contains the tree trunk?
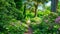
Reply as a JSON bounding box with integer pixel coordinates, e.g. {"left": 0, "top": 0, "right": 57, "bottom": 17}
{"left": 51, "top": 0, "right": 58, "bottom": 12}
{"left": 35, "top": 2, "right": 38, "bottom": 17}
{"left": 23, "top": 3, "right": 26, "bottom": 18}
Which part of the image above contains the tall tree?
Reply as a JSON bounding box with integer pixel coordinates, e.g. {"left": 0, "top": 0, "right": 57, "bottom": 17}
{"left": 33, "top": 0, "right": 49, "bottom": 17}
{"left": 51, "top": 0, "right": 58, "bottom": 12}
{"left": 23, "top": 2, "right": 26, "bottom": 18}
{"left": 33, "top": 0, "right": 41, "bottom": 17}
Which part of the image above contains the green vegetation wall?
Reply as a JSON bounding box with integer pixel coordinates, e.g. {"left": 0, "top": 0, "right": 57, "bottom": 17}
{"left": 0, "top": 0, "right": 24, "bottom": 20}
{"left": 0, "top": 0, "right": 25, "bottom": 34}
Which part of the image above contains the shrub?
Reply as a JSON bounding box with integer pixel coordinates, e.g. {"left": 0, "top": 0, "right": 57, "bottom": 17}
{"left": 30, "top": 12, "right": 60, "bottom": 34}
{"left": 0, "top": 0, "right": 25, "bottom": 34}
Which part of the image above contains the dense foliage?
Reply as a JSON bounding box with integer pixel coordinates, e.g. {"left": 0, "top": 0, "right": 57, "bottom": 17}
{"left": 0, "top": 0, "right": 26, "bottom": 34}
{"left": 0, "top": 0, "right": 60, "bottom": 34}
{"left": 30, "top": 12, "right": 60, "bottom": 34}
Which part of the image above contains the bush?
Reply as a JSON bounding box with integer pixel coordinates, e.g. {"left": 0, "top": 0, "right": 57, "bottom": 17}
{"left": 30, "top": 12, "right": 60, "bottom": 34}
{"left": 0, "top": 0, "right": 25, "bottom": 34}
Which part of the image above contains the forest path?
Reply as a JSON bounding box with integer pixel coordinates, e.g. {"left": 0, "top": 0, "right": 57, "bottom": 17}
{"left": 24, "top": 27, "right": 32, "bottom": 34}
{"left": 24, "top": 20, "right": 32, "bottom": 34}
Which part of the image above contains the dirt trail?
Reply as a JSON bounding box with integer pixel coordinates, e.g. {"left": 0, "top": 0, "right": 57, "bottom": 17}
{"left": 24, "top": 27, "right": 32, "bottom": 34}
{"left": 24, "top": 19, "right": 33, "bottom": 34}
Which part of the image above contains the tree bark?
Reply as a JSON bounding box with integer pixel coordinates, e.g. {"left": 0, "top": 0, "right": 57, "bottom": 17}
{"left": 51, "top": 0, "right": 58, "bottom": 12}
{"left": 35, "top": 2, "right": 38, "bottom": 17}
{"left": 23, "top": 3, "right": 26, "bottom": 18}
